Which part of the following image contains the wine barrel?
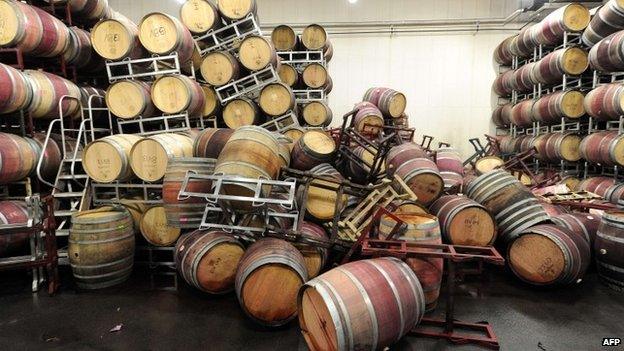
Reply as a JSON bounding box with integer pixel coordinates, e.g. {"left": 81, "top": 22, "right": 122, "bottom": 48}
{"left": 466, "top": 169, "right": 550, "bottom": 244}
{"left": 301, "top": 101, "right": 332, "bottom": 127}
{"left": 69, "top": 207, "right": 135, "bottom": 289}
{"left": 392, "top": 158, "right": 443, "bottom": 206}
{"left": 139, "top": 206, "right": 181, "bottom": 246}
{"left": 582, "top": 0, "right": 624, "bottom": 47}
{"left": 138, "top": 12, "right": 195, "bottom": 65}
{"left": 79, "top": 86, "right": 107, "bottom": 123}
{"left": 510, "top": 99, "right": 535, "bottom": 127}
{"left": 235, "top": 238, "right": 307, "bottom": 326}
{"left": 386, "top": 143, "right": 429, "bottom": 176}
{"left": 363, "top": 87, "right": 407, "bottom": 118}
{"left": 217, "top": 0, "right": 257, "bottom": 21}
{"left": 491, "top": 103, "right": 512, "bottom": 128}
{"left": 533, "top": 3, "right": 590, "bottom": 46}
{"left": 64, "top": 27, "right": 104, "bottom": 71}
{"left": 346, "top": 146, "right": 385, "bottom": 182}
{"left": 532, "top": 47, "right": 589, "bottom": 85}
{"left": 296, "top": 222, "right": 329, "bottom": 279}
{"left": 301, "top": 24, "right": 329, "bottom": 51}
{"left": 276, "top": 135, "right": 293, "bottom": 167}
{"left": 180, "top": 0, "right": 221, "bottom": 35}
{"left": 200, "top": 51, "right": 241, "bottom": 86}
{"left": 534, "top": 132, "right": 582, "bottom": 163}
{"left": 435, "top": 148, "right": 464, "bottom": 175}
{"left": 493, "top": 36, "right": 514, "bottom": 66}
{"left": 222, "top": 97, "right": 260, "bottom": 128}
{"left": 605, "top": 183, "right": 624, "bottom": 207}
{"left": 83, "top": 135, "right": 142, "bottom": 183}
{"left": 584, "top": 83, "right": 624, "bottom": 121}
{"left": 475, "top": 156, "right": 505, "bottom": 175}
{"left": 151, "top": 74, "right": 205, "bottom": 115}
{"left": 302, "top": 63, "right": 329, "bottom": 89}
{"left": 580, "top": 131, "right": 624, "bottom": 167}
{"left": 0, "top": 201, "right": 30, "bottom": 257}
{"left": 175, "top": 230, "right": 244, "bottom": 294}
{"left": 353, "top": 102, "right": 384, "bottom": 136}
{"left": 238, "top": 35, "right": 278, "bottom": 71}
{"left": 498, "top": 135, "right": 516, "bottom": 154}
{"left": 25, "top": 70, "right": 81, "bottom": 119}
{"left": 510, "top": 62, "right": 537, "bottom": 93}
{"left": 91, "top": 17, "right": 145, "bottom": 61}
{"left": 508, "top": 224, "right": 591, "bottom": 286}
{"left": 271, "top": 25, "right": 299, "bottom": 51}
{"left": 510, "top": 26, "right": 536, "bottom": 58}
{"left": 492, "top": 70, "right": 515, "bottom": 97}
{"left": 193, "top": 128, "right": 234, "bottom": 158}
{"left": 200, "top": 85, "right": 221, "bottom": 117}
{"left": 533, "top": 90, "right": 585, "bottom": 124}
{"left": 302, "top": 164, "right": 347, "bottom": 221}
{"left": 430, "top": 195, "right": 497, "bottom": 246}
{"left": 130, "top": 133, "right": 194, "bottom": 182}
{"left": 298, "top": 257, "right": 425, "bottom": 351}
{"left": 378, "top": 201, "right": 428, "bottom": 237}
{"left": 278, "top": 63, "right": 300, "bottom": 87}
{"left": 595, "top": 211, "right": 624, "bottom": 290}
{"left": 559, "top": 175, "right": 581, "bottom": 191}
{"left": 258, "top": 82, "right": 295, "bottom": 116}
{"left": 163, "top": 157, "right": 215, "bottom": 228}
{"left": 106, "top": 80, "right": 155, "bottom": 119}
{"left": 576, "top": 176, "right": 616, "bottom": 198}
{"left": 551, "top": 213, "right": 601, "bottom": 246}
{"left": 589, "top": 31, "right": 624, "bottom": 72}
{"left": 290, "top": 130, "right": 336, "bottom": 171}
{"left": 69, "top": 0, "right": 111, "bottom": 21}
{"left": 0, "top": 133, "right": 38, "bottom": 185}
{"left": 0, "top": 63, "right": 32, "bottom": 114}
{"left": 118, "top": 199, "right": 146, "bottom": 234}
{"left": 29, "top": 133, "right": 62, "bottom": 183}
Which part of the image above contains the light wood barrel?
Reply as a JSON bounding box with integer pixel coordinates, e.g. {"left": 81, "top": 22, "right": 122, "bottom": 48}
{"left": 353, "top": 102, "right": 384, "bottom": 136}
{"left": 302, "top": 63, "right": 329, "bottom": 89}
{"left": 559, "top": 175, "right": 581, "bottom": 191}
{"left": 201, "top": 85, "right": 221, "bottom": 117}
{"left": 258, "top": 82, "right": 296, "bottom": 116}
{"left": 0, "top": 63, "right": 32, "bottom": 114}
{"left": 238, "top": 35, "right": 278, "bottom": 71}
{"left": 138, "top": 206, "right": 181, "bottom": 247}
{"left": 106, "top": 80, "right": 155, "bottom": 119}
{"left": 25, "top": 70, "right": 81, "bottom": 119}
{"left": 222, "top": 97, "right": 260, "bottom": 128}
{"left": 0, "top": 201, "right": 30, "bottom": 257}
{"left": 69, "top": 0, "right": 111, "bottom": 21}
{"left": 533, "top": 90, "right": 585, "bottom": 124}
{"left": 363, "top": 87, "right": 407, "bottom": 118}
{"left": 278, "top": 63, "right": 300, "bottom": 87}
{"left": 492, "top": 70, "right": 515, "bottom": 97}
{"left": 435, "top": 148, "right": 464, "bottom": 175}
{"left": 392, "top": 158, "right": 444, "bottom": 206}
{"left": 91, "top": 17, "right": 145, "bottom": 61}
{"left": 193, "top": 128, "right": 234, "bottom": 158}
{"left": 532, "top": 47, "right": 589, "bottom": 85}
{"left": 64, "top": 26, "right": 104, "bottom": 71}
{"left": 534, "top": 132, "right": 582, "bottom": 163}
{"left": 83, "top": 135, "right": 142, "bottom": 183}
{"left": 430, "top": 195, "right": 497, "bottom": 246}
{"left": 284, "top": 128, "right": 304, "bottom": 145}
{"left": 139, "top": 12, "right": 195, "bottom": 65}
{"left": 595, "top": 211, "right": 624, "bottom": 290}
{"left": 151, "top": 74, "right": 205, "bottom": 115}
{"left": 301, "top": 24, "right": 329, "bottom": 51}
{"left": 0, "top": 133, "right": 37, "bottom": 185}
{"left": 163, "top": 157, "right": 215, "bottom": 228}
{"left": 378, "top": 201, "right": 428, "bottom": 237}
{"left": 130, "top": 133, "right": 194, "bottom": 182}
{"left": 271, "top": 25, "right": 299, "bottom": 51}
{"left": 509, "top": 224, "right": 591, "bottom": 286}
{"left": 175, "top": 230, "right": 244, "bottom": 294}
{"left": 582, "top": 1, "right": 624, "bottom": 47}
{"left": 493, "top": 35, "right": 514, "bottom": 66}
{"left": 576, "top": 176, "right": 616, "bottom": 198}
{"left": 180, "top": 0, "right": 221, "bottom": 35}
{"left": 235, "top": 238, "right": 307, "bottom": 327}
{"left": 299, "top": 257, "right": 425, "bottom": 351}
{"left": 584, "top": 83, "right": 624, "bottom": 121}
{"left": 200, "top": 51, "right": 241, "bottom": 86}
{"left": 386, "top": 143, "right": 430, "bottom": 176}
{"left": 551, "top": 213, "right": 600, "bottom": 247}
{"left": 290, "top": 130, "right": 336, "bottom": 171}
{"left": 533, "top": 3, "right": 590, "bottom": 46}
{"left": 580, "top": 131, "right": 624, "bottom": 167}
{"left": 296, "top": 222, "right": 329, "bottom": 279}
{"left": 302, "top": 101, "right": 332, "bottom": 127}
{"left": 510, "top": 62, "right": 537, "bottom": 93}
{"left": 475, "top": 156, "right": 504, "bottom": 175}
{"left": 346, "top": 145, "right": 386, "bottom": 182}
{"left": 118, "top": 199, "right": 146, "bottom": 234}
{"left": 303, "top": 164, "right": 347, "bottom": 221}
{"left": 510, "top": 99, "right": 535, "bottom": 127}
{"left": 217, "top": 0, "right": 257, "bottom": 21}
{"left": 69, "top": 207, "right": 135, "bottom": 289}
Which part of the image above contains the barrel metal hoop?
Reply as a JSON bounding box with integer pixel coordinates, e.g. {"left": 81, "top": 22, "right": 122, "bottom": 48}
{"left": 68, "top": 231, "right": 135, "bottom": 245}
{"left": 596, "top": 230, "right": 624, "bottom": 244}
{"left": 387, "top": 257, "right": 425, "bottom": 324}
{"left": 306, "top": 279, "right": 351, "bottom": 351}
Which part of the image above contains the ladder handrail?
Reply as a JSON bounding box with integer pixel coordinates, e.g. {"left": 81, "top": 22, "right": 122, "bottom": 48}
{"left": 35, "top": 118, "right": 62, "bottom": 188}
{"left": 85, "top": 94, "right": 113, "bottom": 143}
{"left": 70, "top": 117, "right": 92, "bottom": 178}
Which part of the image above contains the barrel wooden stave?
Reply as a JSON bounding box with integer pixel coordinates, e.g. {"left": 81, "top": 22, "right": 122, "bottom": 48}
{"left": 130, "top": 133, "right": 194, "bottom": 182}
{"left": 584, "top": 83, "right": 624, "bottom": 121}
{"left": 25, "top": 70, "right": 81, "bottom": 119}
{"left": 393, "top": 158, "right": 444, "bottom": 206}
{"left": 290, "top": 130, "right": 336, "bottom": 171}
{"left": 0, "top": 63, "right": 32, "bottom": 114}
{"left": 140, "top": 206, "right": 181, "bottom": 246}
{"left": 200, "top": 50, "right": 241, "bottom": 86}
{"left": 429, "top": 195, "right": 497, "bottom": 246}
{"left": 0, "top": 201, "right": 30, "bottom": 257}
{"left": 580, "top": 131, "right": 624, "bottom": 167}
{"left": 180, "top": 0, "right": 221, "bottom": 35}
{"left": 532, "top": 47, "right": 589, "bottom": 85}
{"left": 217, "top": 0, "right": 257, "bottom": 21}
{"left": 238, "top": 35, "right": 278, "bottom": 71}
{"left": 533, "top": 90, "right": 585, "bottom": 124}
{"left": 301, "top": 164, "right": 346, "bottom": 221}
{"left": 595, "top": 211, "right": 624, "bottom": 290}
{"left": 0, "top": 133, "right": 38, "bottom": 185}
{"left": 151, "top": 74, "right": 205, "bottom": 115}
{"left": 91, "top": 17, "right": 146, "bottom": 61}
{"left": 222, "top": 97, "right": 260, "bottom": 128}
{"left": 296, "top": 222, "right": 329, "bottom": 279}
{"left": 258, "top": 82, "right": 296, "bottom": 116}
{"left": 193, "top": 128, "right": 234, "bottom": 158}
{"left": 83, "top": 134, "right": 143, "bottom": 183}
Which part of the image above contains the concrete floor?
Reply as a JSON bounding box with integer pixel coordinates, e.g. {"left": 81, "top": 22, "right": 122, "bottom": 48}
{"left": 0, "top": 265, "right": 622, "bottom": 351}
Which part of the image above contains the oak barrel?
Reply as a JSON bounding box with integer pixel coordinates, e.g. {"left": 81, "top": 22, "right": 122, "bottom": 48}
{"left": 106, "top": 80, "right": 155, "bottom": 119}
{"left": 435, "top": 148, "right": 464, "bottom": 175}
{"left": 139, "top": 206, "right": 181, "bottom": 247}
{"left": 533, "top": 3, "right": 590, "bottom": 46}
{"left": 0, "top": 63, "right": 32, "bottom": 114}
{"left": 493, "top": 36, "right": 514, "bottom": 66}
{"left": 91, "top": 17, "right": 145, "bottom": 61}
{"left": 217, "top": 0, "right": 257, "bottom": 21}
{"left": 296, "top": 221, "right": 329, "bottom": 279}
{"left": 238, "top": 35, "right": 278, "bottom": 71}
{"left": 69, "top": 0, "right": 111, "bottom": 21}
{"left": 258, "top": 82, "right": 296, "bottom": 116}
{"left": 271, "top": 24, "right": 299, "bottom": 51}
{"left": 0, "top": 201, "right": 30, "bottom": 257}
{"left": 346, "top": 146, "right": 385, "bottom": 183}
{"left": 584, "top": 83, "right": 624, "bottom": 121}
{"left": 363, "top": 87, "right": 407, "bottom": 118}
{"left": 492, "top": 103, "right": 512, "bottom": 128}
{"left": 589, "top": 30, "right": 624, "bottom": 72}
{"left": 353, "top": 102, "right": 384, "bottom": 136}
{"left": 25, "top": 70, "right": 81, "bottom": 119}
{"left": 510, "top": 99, "right": 535, "bottom": 127}
{"left": 278, "top": 63, "right": 300, "bottom": 87}
{"left": 474, "top": 156, "right": 505, "bottom": 175}
{"left": 193, "top": 128, "right": 234, "bottom": 158}
{"left": 595, "top": 211, "right": 624, "bottom": 290}
{"left": 392, "top": 158, "right": 444, "bottom": 206}
{"left": 301, "top": 24, "right": 330, "bottom": 51}
{"left": 386, "top": 143, "right": 430, "bottom": 176}
{"left": 582, "top": 0, "right": 624, "bottom": 47}
{"left": 0, "top": 133, "right": 38, "bottom": 185}
{"left": 551, "top": 212, "right": 601, "bottom": 246}
{"left": 302, "top": 101, "right": 332, "bottom": 127}
{"left": 139, "top": 12, "right": 195, "bottom": 65}
{"left": 576, "top": 176, "right": 616, "bottom": 198}
{"left": 532, "top": 47, "right": 589, "bottom": 85}
{"left": 510, "top": 62, "right": 537, "bottom": 93}
{"left": 180, "top": 0, "right": 221, "bottom": 35}
{"left": 302, "top": 164, "right": 347, "bottom": 222}
{"left": 533, "top": 90, "right": 585, "bottom": 124}
{"left": 579, "top": 131, "right": 624, "bottom": 167}
{"left": 222, "top": 97, "right": 260, "bottom": 128}
{"left": 378, "top": 201, "right": 429, "bottom": 238}
{"left": 83, "top": 135, "right": 142, "bottom": 183}
{"left": 492, "top": 70, "right": 515, "bottom": 97}
{"left": 290, "top": 130, "right": 336, "bottom": 171}
{"left": 302, "top": 63, "right": 329, "bottom": 89}
{"left": 200, "top": 51, "right": 241, "bottom": 86}
{"left": 151, "top": 74, "right": 205, "bottom": 115}
{"left": 430, "top": 195, "right": 497, "bottom": 246}
{"left": 130, "top": 133, "right": 194, "bottom": 182}
{"left": 64, "top": 26, "right": 104, "bottom": 71}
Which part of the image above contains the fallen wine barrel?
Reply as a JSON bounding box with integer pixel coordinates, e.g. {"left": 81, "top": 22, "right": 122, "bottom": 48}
{"left": 302, "top": 63, "right": 330, "bottom": 90}
{"left": 435, "top": 147, "right": 464, "bottom": 175}
{"left": 0, "top": 63, "right": 32, "bottom": 114}
{"left": 595, "top": 211, "right": 624, "bottom": 290}
{"left": 119, "top": 198, "right": 146, "bottom": 234}
{"left": 559, "top": 175, "right": 581, "bottom": 191}
{"left": 551, "top": 213, "right": 601, "bottom": 246}
{"left": 217, "top": 0, "right": 257, "bottom": 21}
{"left": 498, "top": 135, "right": 516, "bottom": 154}
{"left": 605, "top": 183, "right": 624, "bottom": 207}
{"left": 510, "top": 62, "right": 537, "bottom": 93}
{"left": 301, "top": 101, "right": 332, "bottom": 127}
{"left": 222, "top": 97, "right": 261, "bottom": 129}
{"left": 278, "top": 63, "right": 300, "bottom": 87}
{"left": 290, "top": 130, "right": 336, "bottom": 171}
{"left": 346, "top": 146, "right": 385, "bottom": 183}
{"left": 510, "top": 99, "right": 535, "bottom": 127}
{"left": 276, "top": 135, "right": 293, "bottom": 168}
{"left": 0, "top": 201, "right": 30, "bottom": 257}
{"left": 584, "top": 83, "right": 624, "bottom": 121}
{"left": 139, "top": 12, "right": 195, "bottom": 65}
{"left": 91, "top": 17, "right": 146, "bottom": 61}
{"left": 151, "top": 74, "right": 205, "bottom": 115}
{"left": 298, "top": 257, "right": 425, "bottom": 351}
{"left": 474, "top": 156, "right": 505, "bottom": 175}
{"left": 386, "top": 143, "right": 430, "bottom": 176}
{"left": 69, "top": 0, "right": 111, "bottom": 21}
{"left": 492, "top": 103, "right": 512, "bottom": 128}
{"left": 83, "top": 134, "right": 142, "bottom": 183}
{"left": 235, "top": 238, "right": 307, "bottom": 326}
{"left": 193, "top": 128, "right": 234, "bottom": 158}
{"left": 271, "top": 24, "right": 299, "bottom": 51}
{"left": 429, "top": 195, "right": 497, "bottom": 247}
{"left": 64, "top": 27, "right": 104, "bottom": 71}
{"left": 492, "top": 70, "right": 514, "bottom": 97}
{"left": 139, "top": 206, "right": 181, "bottom": 246}
{"left": 201, "top": 85, "right": 221, "bottom": 117}
{"left": 582, "top": 0, "right": 624, "bottom": 47}
{"left": 106, "top": 80, "right": 156, "bottom": 119}
{"left": 179, "top": 0, "right": 221, "bottom": 35}
{"left": 175, "top": 230, "right": 245, "bottom": 294}
{"left": 391, "top": 158, "right": 444, "bottom": 206}
{"left": 531, "top": 47, "right": 589, "bottom": 85}
{"left": 532, "top": 3, "right": 590, "bottom": 46}
{"left": 69, "top": 207, "right": 135, "bottom": 289}
{"left": 353, "top": 102, "right": 384, "bottom": 136}
{"left": 580, "top": 131, "right": 624, "bottom": 167}
{"left": 200, "top": 51, "right": 241, "bottom": 86}
{"left": 0, "top": 133, "right": 38, "bottom": 185}
{"left": 533, "top": 90, "right": 585, "bottom": 124}
{"left": 508, "top": 224, "right": 591, "bottom": 286}
{"left": 466, "top": 169, "right": 550, "bottom": 244}
{"left": 378, "top": 201, "right": 429, "bottom": 237}
{"left": 302, "top": 164, "right": 347, "bottom": 222}
{"left": 576, "top": 176, "right": 616, "bottom": 198}
{"left": 130, "top": 133, "right": 194, "bottom": 182}
{"left": 25, "top": 70, "right": 81, "bottom": 119}
{"left": 363, "top": 87, "right": 407, "bottom": 118}
{"left": 258, "top": 82, "right": 296, "bottom": 116}
{"left": 534, "top": 132, "right": 582, "bottom": 163}
{"left": 238, "top": 35, "right": 278, "bottom": 71}
{"left": 493, "top": 35, "right": 514, "bottom": 66}
{"left": 295, "top": 222, "right": 329, "bottom": 279}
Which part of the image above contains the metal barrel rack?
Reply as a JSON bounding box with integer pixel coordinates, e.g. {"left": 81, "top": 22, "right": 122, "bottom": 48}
{"left": 194, "top": 14, "right": 262, "bottom": 55}
{"left": 259, "top": 111, "right": 301, "bottom": 133}
{"left": 215, "top": 65, "right": 280, "bottom": 104}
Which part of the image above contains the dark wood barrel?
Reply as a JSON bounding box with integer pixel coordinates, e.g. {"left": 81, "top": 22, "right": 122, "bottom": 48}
{"left": 595, "top": 211, "right": 624, "bottom": 290}
{"left": 69, "top": 207, "right": 135, "bottom": 289}
{"left": 391, "top": 158, "right": 444, "bottom": 206}
{"left": 83, "top": 134, "right": 142, "bottom": 183}
{"left": 605, "top": 183, "right": 624, "bottom": 207}
{"left": 363, "top": 87, "right": 407, "bottom": 118}
{"left": 91, "top": 17, "right": 146, "bottom": 61}
{"left": 0, "top": 201, "right": 30, "bottom": 257}
{"left": 576, "top": 176, "right": 616, "bottom": 198}
{"left": 258, "top": 82, "right": 296, "bottom": 116}
{"left": 69, "top": 0, "right": 111, "bottom": 21}
{"left": 217, "top": 0, "right": 257, "bottom": 21}
{"left": 533, "top": 132, "right": 582, "bottom": 163}
{"left": 378, "top": 201, "right": 428, "bottom": 236}
{"left": 301, "top": 24, "right": 330, "bottom": 51}
{"left": 200, "top": 51, "right": 241, "bottom": 86}
{"left": 64, "top": 27, "right": 104, "bottom": 71}
{"left": 238, "top": 35, "right": 278, "bottom": 71}
{"left": 386, "top": 143, "right": 430, "bottom": 176}
{"left": 180, "top": 0, "right": 221, "bottom": 35}
{"left": 532, "top": 47, "right": 589, "bottom": 85}
{"left": 222, "top": 97, "right": 260, "bottom": 128}
{"left": 510, "top": 99, "right": 535, "bottom": 127}
{"left": 589, "top": 31, "right": 624, "bottom": 72}
{"left": 302, "top": 164, "right": 347, "bottom": 221}
{"left": 346, "top": 146, "right": 385, "bottom": 183}
{"left": 551, "top": 213, "right": 601, "bottom": 247}
{"left": 492, "top": 70, "right": 514, "bottom": 97}
{"left": 175, "top": 230, "right": 244, "bottom": 294}
{"left": 0, "top": 133, "right": 38, "bottom": 185}
{"left": 0, "top": 63, "right": 32, "bottom": 115}
{"left": 510, "top": 26, "right": 536, "bottom": 58}
{"left": 29, "top": 133, "right": 62, "bottom": 183}
{"left": 130, "top": 133, "right": 194, "bottom": 182}
{"left": 584, "top": 83, "right": 624, "bottom": 121}
{"left": 290, "top": 130, "right": 336, "bottom": 171}
{"left": 106, "top": 80, "right": 155, "bottom": 119}
{"left": 580, "top": 131, "right": 624, "bottom": 167}
{"left": 582, "top": 1, "right": 624, "bottom": 47}
{"left": 235, "top": 238, "right": 307, "bottom": 326}
{"left": 298, "top": 257, "right": 425, "bottom": 351}
{"left": 466, "top": 169, "right": 550, "bottom": 244}
{"left": 353, "top": 102, "right": 384, "bottom": 136}
{"left": 429, "top": 195, "right": 497, "bottom": 247}
{"left": 271, "top": 24, "right": 299, "bottom": 51}
{"left": 492, "top": 103, "right": 512, "bottom": 128}
{"left": 533, "top": 3, "right": 590, "bottom": 46}
{"left": 138, "top": 12, "right": 195, "bottom": 65}
{"left": 435, "top": 148, "right": 464, "bottom": 175}
{"left": 278, "top": 63, "right": 300, "bottom": 87}
{"left": 493, "top": 35, "right": 514, "bottom": 66}
{"left": 296, "top": 222, "right": 329, "bottom": 279}
{"left": 441, "top": 171, "right": 463, "bottom": 191}
{"left": 25, "top": 70, "right": 81, "bottom": 119}
{"left": 151, "top": 74, "right": 205, "bottom": 115}
{"left": 163, "top": 157, "right": 215, "bottom": 228}
{"left": 193, "top": 128, "right": 234, "bottom": 158}
{"left": 302, "top": 101, "right": 332, "bottom": 127}
{"left": 498, "top": 135, "right": 516, "bottom": 154}
{"left": 510, "top": 62, "right": 537, "bottom": 93}
{"left": 533, "top": 90, "right": 585, "bottom": 124}
{"left": 139, "top": 206, "right": 181, "bottom": 246}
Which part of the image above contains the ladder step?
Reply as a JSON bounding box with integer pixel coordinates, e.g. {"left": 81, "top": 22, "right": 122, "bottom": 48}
{"left": 54, "top": 192, "right": 85, "bottom": 198}
{"left": 57, "top": 174, "right": 89, "bottom": 180}
{"left": 55, "top": 230, "right": 70, "bottom": 238}
{"left": 55, "top": 210, "right": 78, "bottom": 217}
